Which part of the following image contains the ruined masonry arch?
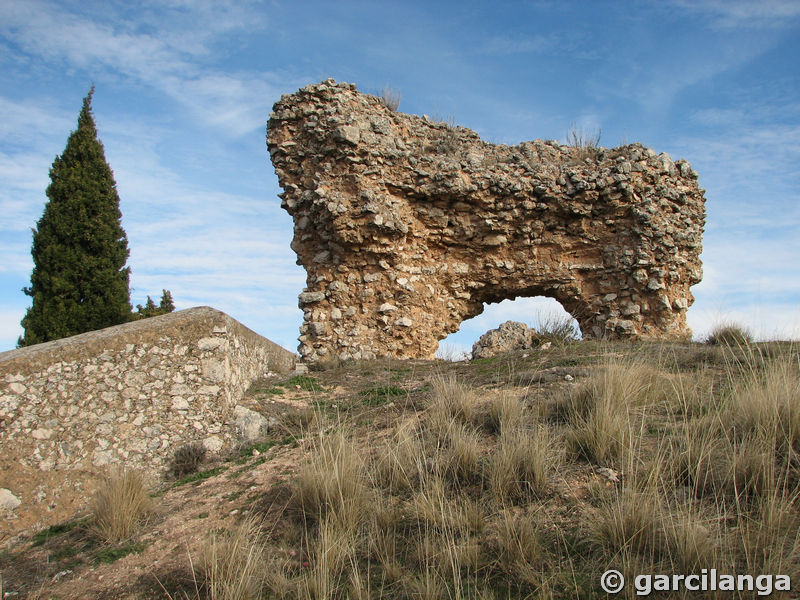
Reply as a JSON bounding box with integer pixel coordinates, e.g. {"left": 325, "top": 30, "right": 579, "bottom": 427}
{"left": 268, "top": 80, "right": 705, "bottom": 361}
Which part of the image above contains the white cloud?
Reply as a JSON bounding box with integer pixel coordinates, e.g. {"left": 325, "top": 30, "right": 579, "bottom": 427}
{"left": 0, "top": 96, "right": 72, "bottom": 146}
{"left": 0, "top": 1, "right": 297, "bottom": 138}
{"left": 687, "top": 303, "right": 800, "bottom": 342}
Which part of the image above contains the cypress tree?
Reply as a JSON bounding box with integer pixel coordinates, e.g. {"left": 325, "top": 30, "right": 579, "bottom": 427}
{"left": 19, "top": 87, "right": 132, "bottom": 346}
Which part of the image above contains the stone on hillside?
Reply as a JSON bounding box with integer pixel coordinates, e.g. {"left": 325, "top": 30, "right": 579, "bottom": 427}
{"left": 472, "top": 321, "right": 539, "bottom": 359}
{"left": 0, "top": 488, "right": 21, "bottom": 511}
{"left": 233, "top": 405, "right": 276, "bottom": 443}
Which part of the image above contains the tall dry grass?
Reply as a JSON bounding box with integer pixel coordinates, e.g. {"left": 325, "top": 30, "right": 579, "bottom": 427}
{"left": 90, "top": 467, "right": 152, "bottom": 543}
{"left": 198, "top": 517, "right": 266, "bottom": 600}
{"left": 292, "top": 427, "right": 371, "bottom": 530}
{"left": 175, "top": 343, "right": 800, "bottom": 598}
{"left": 562, "top": 360, "right": 662, "bottom": 463}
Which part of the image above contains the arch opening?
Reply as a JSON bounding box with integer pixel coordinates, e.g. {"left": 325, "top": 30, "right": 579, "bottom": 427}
{"left": 434, "top": 296, "right": 581, "bottom": 360}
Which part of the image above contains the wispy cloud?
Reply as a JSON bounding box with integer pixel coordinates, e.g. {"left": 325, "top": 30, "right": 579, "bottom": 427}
{"left": 0, "top": 1, "right": 296, "bottom": 137}
{"left": 668, "top": 0, "right": 800, "bottom": 29}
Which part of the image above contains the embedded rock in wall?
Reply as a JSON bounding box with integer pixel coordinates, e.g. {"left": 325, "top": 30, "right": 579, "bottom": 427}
{"left": 267, "top": 80, "right": 705, "bottom": 361}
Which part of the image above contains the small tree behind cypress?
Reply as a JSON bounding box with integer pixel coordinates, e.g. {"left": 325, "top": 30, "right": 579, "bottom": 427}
{"left": 134, "top": 289, "right": 175, "bottom": 319}
{"left": 159, "top": 289, "right": 175, "bottom": 313}
{"left": 19, "top": 87, "right": 132, "bottom": 346}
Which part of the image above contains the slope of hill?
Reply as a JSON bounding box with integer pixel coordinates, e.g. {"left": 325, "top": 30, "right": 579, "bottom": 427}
{"left": 1, "top": 339, "right": 798, "bottom": 599}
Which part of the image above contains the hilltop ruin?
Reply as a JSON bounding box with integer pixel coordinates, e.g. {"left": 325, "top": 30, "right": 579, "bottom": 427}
{"left": 268, "top": 80, "right": 705, "bottom": 361}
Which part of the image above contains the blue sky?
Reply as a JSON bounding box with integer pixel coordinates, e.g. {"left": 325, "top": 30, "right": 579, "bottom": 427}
{"left": 1, "top": 0, "right": 799, "bottom": 356}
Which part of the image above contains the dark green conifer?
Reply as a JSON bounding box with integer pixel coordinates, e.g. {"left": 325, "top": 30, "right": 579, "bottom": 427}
{"left": 19, "top": 87, "right": 132, "bottom": 346}
{"left": 158, "top": 289, "right": 175, "bottom": 313}
{"left": 134, "top": 290, "right": 175, "bottom": 319}
{"left": 135, "top": 296, "right": 158, "bottom": 318}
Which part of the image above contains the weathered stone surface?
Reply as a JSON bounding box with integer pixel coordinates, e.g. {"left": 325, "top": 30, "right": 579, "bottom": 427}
{"left": 0, "top": 307, "right": 296, "bottom": 475}
{"left": 0, "top": 488, "right": 21, "bottom": 511}
{"left": 268, "top": 80, "right": 705, "bottom": 361}
{"left": 472, "top": 321, "right": 538, "bottom": 359}
{"left": 233, "top": 405, "right": 276, "bottom": 443}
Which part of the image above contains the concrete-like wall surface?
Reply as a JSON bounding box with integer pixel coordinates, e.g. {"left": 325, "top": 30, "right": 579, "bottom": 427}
{"left": 0, "top": 307, "right": 295, "bottom": 538}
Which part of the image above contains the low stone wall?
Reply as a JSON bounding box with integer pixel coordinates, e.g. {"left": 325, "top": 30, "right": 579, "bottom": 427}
{"left": 0, "top": 307, "right": 295, "bottom": 473}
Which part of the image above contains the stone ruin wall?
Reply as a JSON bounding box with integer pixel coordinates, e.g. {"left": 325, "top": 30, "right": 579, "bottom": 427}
{"left": 0, "top": 307, "right": 295, "bottom": 473}
{"left": 268, "top": 80, "right": 706, "bottom": 361}
{"left": 0, "top": 307, "right": 295, "bottom": 536}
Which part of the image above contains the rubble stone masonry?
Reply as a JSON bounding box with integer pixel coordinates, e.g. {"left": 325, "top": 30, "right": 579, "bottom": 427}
{"left": 0, "top": 307, "right": 295, "bottom": 474}
{"left": 268, "top": 80, "right": 706, "bottom": 361}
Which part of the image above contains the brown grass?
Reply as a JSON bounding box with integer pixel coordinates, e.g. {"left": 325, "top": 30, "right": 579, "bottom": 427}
{"left": 292, "top": 427, "right": 371, "bottom": 530}
{"left": 22, "top": 340, "right": 800, "bottom": 599}
{"left": 197, "top": 516, "right": 266, "bottom": 600}
{"left": 90, "top": 466, "right": 152, "bottom": 543}
{"left": 489, "top": 425, "right": 560, "bottom": 502}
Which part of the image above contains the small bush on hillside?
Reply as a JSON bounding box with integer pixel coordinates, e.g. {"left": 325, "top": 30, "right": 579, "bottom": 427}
{"left": 380, "top": 86, "right": 401, "bottom": 111}
{"left": 534, "top": 312, "right": 580, "bottom": 343}
{"left": 566, "top": 122, "right": 602, "bottom": 161}
{"left": 169, "top": 442, "right": 207, "bottom": 479}
{"left": 705, "top": 323, "right": 752, "bottom": 346}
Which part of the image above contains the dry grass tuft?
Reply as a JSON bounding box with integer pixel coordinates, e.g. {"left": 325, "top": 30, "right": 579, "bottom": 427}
{"left": 490, "top": 509, "right": 546, "bottom": 584}
{"left": 302, "top": 514, "right": 359, "bottom": 600}
{"left": 428, "top": 374, "right": 480, "bottom": 427}
{"left": 197, "top": 516, "right": 266, "bottom": 600}
{"left": 562, "top": 361, "right": 662, "bottom": 463}
{"left": 591, "top": 488, "right": 662, "bottom": 559}
{"left": 534, "top": 311, "right": 580, "bottom": 343}
{"left": 90, "top": 466, "right": 153, "bottom": 543}
{"left": 484, "top": 391, "right": 525, "bottom": 434}
{"left": 374, "top": 421, "right": 424, "bottom": 492}
{"left": 169, "top": 441, "right": 206, "bottom": 479}
{"left": 379, "top": 86, "right": 401, "bottom": 111}
{"left": 661, "top": 503, "right": 718, "bottom": 573}
{"left": 725, "top": 357, "right": 800, "bottom": 454}
{"left": 489, "top": 425, "right": 560, "bottom": 502}
{"left": 705, "top": 322, "right": 753, "bottom": 346}
{"left": 566, "top": 123, "right": 602, "bottom": 161}
{"left": 441, "top": 422, "right": 483, "bottom": 485}
{"left": 292, "top": 428, "right": 371, "bottom": 530}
